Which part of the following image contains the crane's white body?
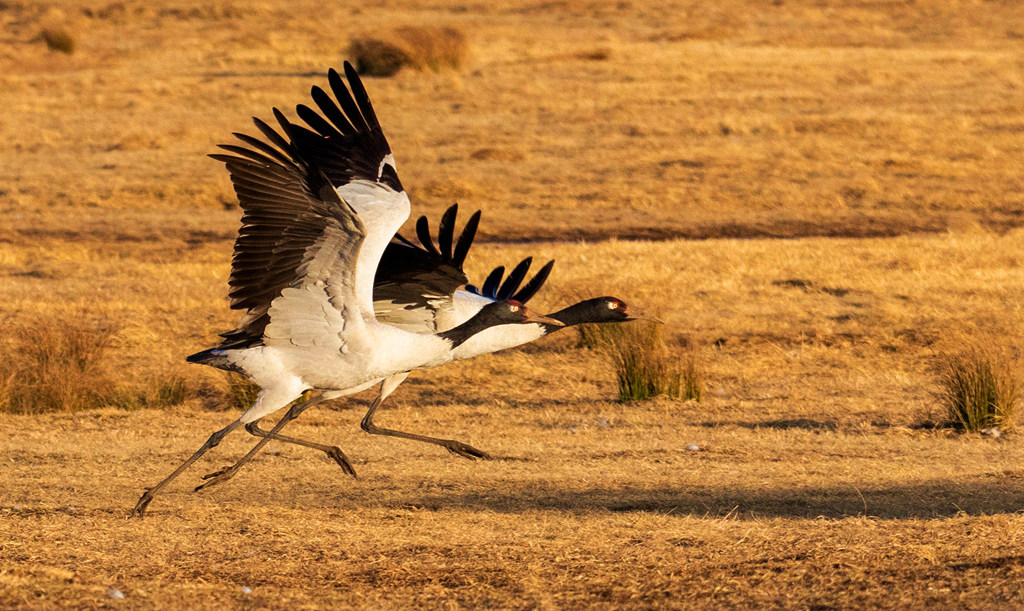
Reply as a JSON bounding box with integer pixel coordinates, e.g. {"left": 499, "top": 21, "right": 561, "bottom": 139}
{"left": 133, "top": 63, "right": 570, "bottom": 518}
{"left": 218, "top": 178, "right": 466, "bottom": 423}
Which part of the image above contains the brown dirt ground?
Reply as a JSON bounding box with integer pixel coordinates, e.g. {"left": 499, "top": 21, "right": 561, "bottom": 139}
{"left": 3, "top": 0, "right": 1024, "bottom": 608}
{"left": 3, "top": 0, "right": 1024, "bottom": 243}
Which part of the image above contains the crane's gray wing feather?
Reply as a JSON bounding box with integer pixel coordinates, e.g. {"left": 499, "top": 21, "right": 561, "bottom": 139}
{"left": 211, "top": 132, "right": 365, "bottom": 351}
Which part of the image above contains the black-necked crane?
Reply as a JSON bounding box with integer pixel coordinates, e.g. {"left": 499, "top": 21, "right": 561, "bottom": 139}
{"left": 211, "top": 203, "right": 647, "bottom": 476}
{"left": 361, "top": 204, "right": 646, "bottom": 454}
{"left": 130, "top": 63, "right": 563, "bottom": 517}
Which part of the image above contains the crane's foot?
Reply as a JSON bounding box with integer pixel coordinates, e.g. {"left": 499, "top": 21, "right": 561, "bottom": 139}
{"left": 130, "top": 489, "right": 154, "bottom": 518}
{"left": 195, "top": 466, "right": 238, "bottom": 491}
{"left": 324, "top": 447, "right": 358, "bottom": 478}
{"left": 442, "top": 440, "right": 490, "bottom": 460}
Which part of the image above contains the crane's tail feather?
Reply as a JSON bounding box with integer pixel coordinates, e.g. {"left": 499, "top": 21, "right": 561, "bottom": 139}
{"left": 186, "top": 348, "right": 246, "bottom": 374}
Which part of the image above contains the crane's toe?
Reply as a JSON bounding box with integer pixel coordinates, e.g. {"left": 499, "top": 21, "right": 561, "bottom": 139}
{"left": 324, "top": 447, "right": 358, "bottom": 478}
{"left": 195, "top": 466, "right": 238, "bottom": 491}
{"left": 130, "top": 492, "right": 154, "bottom": 518}
{"left": 443, "top": 440, "right": 491, "bottom": 460}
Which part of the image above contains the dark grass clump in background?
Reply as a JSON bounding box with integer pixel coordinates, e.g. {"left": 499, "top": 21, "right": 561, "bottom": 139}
{"left": 938, "top": 345, "right": 1019, "bottom": 432}
{"left": 350, "top": 26, "right": 467, "bottom": 77}
{"left": 41, "top": 26, "right": 76, "bottom": 54}
{"left": 578, "top": 322, "right": 702, "bottom": 402}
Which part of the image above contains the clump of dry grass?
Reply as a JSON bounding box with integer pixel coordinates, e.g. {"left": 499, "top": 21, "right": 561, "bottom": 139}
{"left": 40, "top": 26, "right": 76, "bottom": 55}
{"left": 937, "top": 344, "right": 1019, "bottom": 432}
{"left": 110, "top": 376, "right": 189, "bottom": 411}
{"left": 350, "top": 26, "right": 467, "bottom": 77}
{"left": 153, "top": 376, "right": 188, "bottom": 405}
{"left": 577, "top": 322, "right": 615, "bottom": 351}
{"left": 578, "top": 323, "right": 702, "bottom": 402}
{"left": 0, "top": 320, "right": 117, "bottom": 414}
{"left": 0, "top": 319, "right": 190, "bottom": 414}
{"left": 227, "top": 372, "right": 261, "bottom": 411}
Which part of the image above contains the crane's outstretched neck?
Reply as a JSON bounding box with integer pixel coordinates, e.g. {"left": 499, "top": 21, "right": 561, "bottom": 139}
{"left": 548, "top": 302, "right": 592, "bottom": 328}
{"left": 439, "top": 301, "right": 563, "bottom": 348}
{"left": 438, "top": 312, "right": 501, "bottom": 348}
{"left": 548, "top": 296, "right": 633, "bottom": 329}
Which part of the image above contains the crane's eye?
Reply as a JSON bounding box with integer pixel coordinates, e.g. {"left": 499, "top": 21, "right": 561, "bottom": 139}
{"left": 509, "top": 305, "right": 519, "bottom": 312}
{"left": 608, "top": 301, "right": 618, "bottom": 309}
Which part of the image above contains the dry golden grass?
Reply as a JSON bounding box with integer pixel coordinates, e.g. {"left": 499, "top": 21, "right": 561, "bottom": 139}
{"left": 223, "top": 372, "right": 258, "bottom": 412}
{"left": 938, "top": 341, "right": 1020, "bottom": 432}
{"left": 579, "top": 322, "right": 702, "bottom": 401}
{"left": 39, "top": 26, "right": 75, "bottom": 55}
{"left": 0, "top": 319, "right": 117, "bottom": 414}
{"left": 3, "top": 0, "right": 1024, "bottom": 242}
{"left": 3, "top": 0, "right": 1024, "bottom": 606}
{"left": 351, "top": 26, "right": 468, "bottom": 77}
{"left": 0, "top": 318, "right": 190, "bottom": 415}
{"left": 3, "top": 232, "right": 1024, "bottom": 606}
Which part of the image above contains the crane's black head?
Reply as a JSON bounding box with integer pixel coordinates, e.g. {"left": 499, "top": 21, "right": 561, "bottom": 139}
{"left": 476, "top": 300, "right": 564, "bottom": 326}
{"left": 439, "top": 300, "right": 564, "bottom": 348}
{"left": 550, "top": 296, "right": 656, "bottom": 327}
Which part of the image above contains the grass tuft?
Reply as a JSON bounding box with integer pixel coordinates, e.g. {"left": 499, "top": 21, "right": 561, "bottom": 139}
{"left": 227, "top": 372, "right": 261, "bottom": 410}
{"left": 579, "top": 323, "right": 702, "bottom": 402}
{"left": 109, "top": 376, "right": 190, "bottom": 410}
{"left": 0, "top": 319, "right": 192, "bottom": 414}
{"left": 577, "top": 322, "right": 619, "bottom": 350}
{"left": 350, "top": 26, "right": 467, "bottom": 77}
{"left": 0, "top": 320, "right": 117, "bottom": 414}
{"left": 937, "top": 344, "right": 1019, "bottom": 432}
{"left": 153, "top": 376, "right": 188, "bottom": 407}
{"left": 349, "top": 38, "right": 409, "bottom": 78}
{"left": 41, "top": 26, "right": 76, "bottom": 54}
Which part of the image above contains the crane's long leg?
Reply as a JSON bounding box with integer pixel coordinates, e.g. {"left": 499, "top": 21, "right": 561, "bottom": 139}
{"left": 196, "top": 380, "right": 378, "bottom": 481}
{"left": 243, "top": 419, "right": 356, "bottom": 477}
{"left": 130, "top": 419, "right": 244, "bottom": 518}
{"left": 360, "top": 374, "right": 490, "bottom": 460}
{"left": 195, "top": 395, "right": 328, "bottom": 491}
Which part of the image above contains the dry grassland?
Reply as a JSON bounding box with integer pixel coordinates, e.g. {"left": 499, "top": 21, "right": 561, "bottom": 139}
{"left": 3, "top": 0, "right": 1024, "bottom": 607}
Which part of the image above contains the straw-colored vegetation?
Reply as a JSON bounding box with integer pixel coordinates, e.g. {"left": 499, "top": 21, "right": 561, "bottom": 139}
{"left": 40, "top": 26, "right": 76, "bottom": 55}
{"left": 3, "top": 0, "right": 1024, "bottom": 607}
{"left": 350, "top": 26, "right": 468, "bottom": 77}
{"left": 226, "top": 372, "right": 261, "bottom": 412}
{"left": 579, "top": 322, "right": 703, "bottom": 402}
{"left": 938, "top": 343, "right": 1020, "bottom": 432}
{"left": 0, "top": 320, "right": 117, "bottom": 414}
{"left": 0, "top": 319, "right": 189, "bottom": 414}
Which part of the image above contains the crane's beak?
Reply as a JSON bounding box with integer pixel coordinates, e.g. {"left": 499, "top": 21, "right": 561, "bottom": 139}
{"left": 625, "top": 310, "right": 664, "bottom": 324}
{"left": 525, "top": 311, "right": 565, "bottom": 327}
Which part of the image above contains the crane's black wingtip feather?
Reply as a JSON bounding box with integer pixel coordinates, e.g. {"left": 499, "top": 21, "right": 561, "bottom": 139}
{"left": 496, "top": 257, "right": 533, "bottom": 300}
{"left": 512, "top": 259, "right": 555, "bottom": 303}
{"left": 438, "top": 204, "right": 459, "bottom": 260}
{"left": 452, "top": 209, "right": 481, "bottom": 267}
{"left": 481, "top": 265, "right": 506, "bottom": 298}
{"left": 416, "top": 216, "right": 440, "bottom": 255}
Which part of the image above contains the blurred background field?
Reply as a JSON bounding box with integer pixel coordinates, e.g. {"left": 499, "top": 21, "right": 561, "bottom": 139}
{"left": 2, "top": 0, "right": 1024, "bottom": 607}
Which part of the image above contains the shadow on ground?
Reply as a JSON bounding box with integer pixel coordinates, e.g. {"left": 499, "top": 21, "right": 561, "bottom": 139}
{"left": 7, "top": 474, "right": 1023, "bottom": 522}
{"left": 321, "top": 476, "right": 1024, "bottom": 521}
